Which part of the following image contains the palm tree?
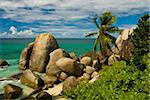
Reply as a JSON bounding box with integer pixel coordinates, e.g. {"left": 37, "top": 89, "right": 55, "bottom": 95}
{"left": 86, "top": 12, "right": 119, "bottom": 59}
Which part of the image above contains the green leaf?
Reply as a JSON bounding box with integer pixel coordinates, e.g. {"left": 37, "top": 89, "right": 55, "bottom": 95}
{"left": 93, "top": 37, "right": 100, "bottom": 51}
{"left": 104, "top": 33, "right": 116, "bottom": 44}
{"left": 85, "top": 32, "right": 97, "bottom": 37}
{"left": 106, "top": 26, "right": 119, "bottom": 33}
{"left": 92, "top": 14, "right": 100, "bottom": 29}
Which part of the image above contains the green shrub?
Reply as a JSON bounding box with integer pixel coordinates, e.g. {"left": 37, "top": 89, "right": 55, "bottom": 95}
{"left": 130, "top": 14, "right": 150, "bottom": 71}
{"left": 130, "top": 14, "right": 150, "bottom": 56}
{"left": 63, "top": 61, "right": 150, "bottom": 100}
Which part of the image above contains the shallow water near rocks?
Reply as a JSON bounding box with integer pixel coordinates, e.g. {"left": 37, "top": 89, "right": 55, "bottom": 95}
{"left": 0, "top": 38, "right": 94, "bottom": 77}
{"left": 0, "top": 38, "right": 94, "bottom": 92}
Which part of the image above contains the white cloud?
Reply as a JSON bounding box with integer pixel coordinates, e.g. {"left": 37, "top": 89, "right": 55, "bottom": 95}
{"left": 9, "top": 26, "right": 17, "bottom": 35}
{"left": 0, "top": 0, "right": 148, "bottom": 38}
{"left": 0, "top": 26, "right": 36, "bottom": 38}
{"left": 0, "top": 0, "right": 148, "bottom": 22}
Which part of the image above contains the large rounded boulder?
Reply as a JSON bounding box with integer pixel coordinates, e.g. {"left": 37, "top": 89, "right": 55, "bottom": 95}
{"left": 19, "top": 42, "right": 34, "bottom": 70}
{"left": 46, "top": 49, "right": 70, "bottom": 76}
{"left": 46, "top": 65, "right": 59, "bottom": 77}
{"left": 20, "top": 70, "right": 45, "bottom": 89}
{"left": 56, "top": 58, "right": 84, "bottom": 76}
{"left": 29, "top": 33, "right": 59, "bottom": 72}
{"left": 49, "top": 48, "right": 70, "bottom": 63}
{"left": 114, "top": 28, "right": 134, "bottom": 60}
{"left": 46, "top": 62, "right": 61, "bottom": 76}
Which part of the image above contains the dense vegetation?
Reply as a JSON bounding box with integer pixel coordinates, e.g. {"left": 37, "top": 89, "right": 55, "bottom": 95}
{"left": 63, "top": 59, "right": 150, "bottom": 100}
{"left": 130, "top": 14, "right": 150, "bottom": 71}
{"left": 63, "top": 14, "right": 150, "bottom": 100}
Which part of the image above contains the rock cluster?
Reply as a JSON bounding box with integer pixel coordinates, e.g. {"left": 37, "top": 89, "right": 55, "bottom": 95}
{"left": 3, "top": 28, "right": 133, "bottom": 99}
{"left": 3, "top": 33, "right": 101, "bottom": 99}
{"left": 112, "top": 28, "right": 134, "bottom": 61}
{"left": 106, "top": 28, "right": 134, "bottom": 65}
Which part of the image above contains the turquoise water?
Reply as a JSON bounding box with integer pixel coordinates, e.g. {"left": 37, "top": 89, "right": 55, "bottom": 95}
{"left": 0, "top": 38, "right": 94, "bottom": 77}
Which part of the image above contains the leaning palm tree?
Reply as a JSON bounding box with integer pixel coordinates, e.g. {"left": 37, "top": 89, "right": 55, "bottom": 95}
{"left": 86, "top": 12, "right": 119, "bottom": 59}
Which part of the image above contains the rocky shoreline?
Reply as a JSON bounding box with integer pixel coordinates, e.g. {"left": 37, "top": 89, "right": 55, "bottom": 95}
{"left": 0, "top": 29, "right": 133, "bottom": 99}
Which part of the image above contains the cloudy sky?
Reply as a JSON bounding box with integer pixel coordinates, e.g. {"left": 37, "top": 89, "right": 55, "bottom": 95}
{"left": 0, "top": 0, "right": 149, "bottom": 38}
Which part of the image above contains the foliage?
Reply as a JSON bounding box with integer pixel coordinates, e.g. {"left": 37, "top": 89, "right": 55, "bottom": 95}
{"left": 85, "top": 12, "right": 119, "bottom": 58}
{"left": 63, "top": 14, "right": 150, "bottom": 100}
{"left": 63, "top": 60, "right": 150, "bottom": 100}
{"left": 130, "top": 14, "right": 150, "bottom": 71}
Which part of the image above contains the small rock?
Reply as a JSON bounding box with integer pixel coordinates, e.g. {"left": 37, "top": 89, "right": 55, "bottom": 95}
{"left": 45, "top": 82, "right": 63, "bottom": 96}
{"left": 89, "top": 75, "right": 100, "bottom": 83}
{"left": 63, "top": 76, "right": 78, "bottom": 91}
{"left": 82, "top": 73, "right": 90, "bottom": 80}
{"left": 82, "top": 51, "right": 98, "bottom": 60}
{"left": 36, "top": 91, "right": 52, "bottom": 100}
{"left": 43, "top": 75, "right": 58, "bottom": 88}
{"left": 4, "top": 84, "right": 22, "bottom": 99}
{"left": 0, "top": 59, "right": 9, "bottom": 67}
{"left": 108, "top": 54, "right": 121, "bottom": 65}
{"left": 20, "top": 70, "right": 45, "bottom": 89}
{"left": 91, "top": 71, "right": 99, "bottom": 79}
{"left": 80, "top": 56, "right": 92, "bottom": 66}
{"left": 56, "top": 58, "right": 83, "bottom": 76}
{"left": 92, "top": 59, "right": 101, "bottom": 71}
{"left": 77, "top": 76, "right": 84, "bottom": 82}
{"left": 69, "top": 52, "right": 79, "bottom": 61}
{"left": 84, "top": 66, "right": 95, "bottom": 75}
{"left": 59, "top": 72, "right": 68, "bottom": 81}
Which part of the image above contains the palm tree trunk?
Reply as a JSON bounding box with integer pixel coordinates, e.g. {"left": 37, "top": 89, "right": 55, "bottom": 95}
{"left": 99, "top": 31, "right": 107, "bottom": 59}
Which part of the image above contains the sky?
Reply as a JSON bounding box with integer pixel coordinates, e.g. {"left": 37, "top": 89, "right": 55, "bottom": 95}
{"left": 0, "top": 0, "right": 149, "bottom": 38}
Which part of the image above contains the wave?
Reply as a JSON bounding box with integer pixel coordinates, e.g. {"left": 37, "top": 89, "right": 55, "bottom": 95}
{"left": 0, "top": 59, "right": 20, "bottom": 78}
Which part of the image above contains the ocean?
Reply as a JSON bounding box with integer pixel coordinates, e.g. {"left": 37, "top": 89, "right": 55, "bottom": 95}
{"left": 0, "top": 38, "right": 95, "bottom": 78}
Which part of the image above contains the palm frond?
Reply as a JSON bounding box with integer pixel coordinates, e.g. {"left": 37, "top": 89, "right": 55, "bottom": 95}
{"left": 85, "top": 32, "right": 97, "bottom": 37}
{"left": 106, "top": 26, "right": 119, "bottom": 33}
{"left": 104, "top": 33, "right": 116, "bottom": 44}
{"left": 107, "top": 16, "right": 116, "bottom": 26}
{"left": 92, "top": 15, "right": 100, "bottom": 29}
{"left": 100, "top": 12, "right": 115, "bottom": 25}
{"left": 93, "top": 36, "right": 100, "bottom": 51}
{"left": 106, "top": 41, "right": 113, "bottom": 53}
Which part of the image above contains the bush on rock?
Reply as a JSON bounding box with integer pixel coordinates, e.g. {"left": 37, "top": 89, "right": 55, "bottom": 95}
{"left": 63, "top": 61, "right": 150, "bottom": 100}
